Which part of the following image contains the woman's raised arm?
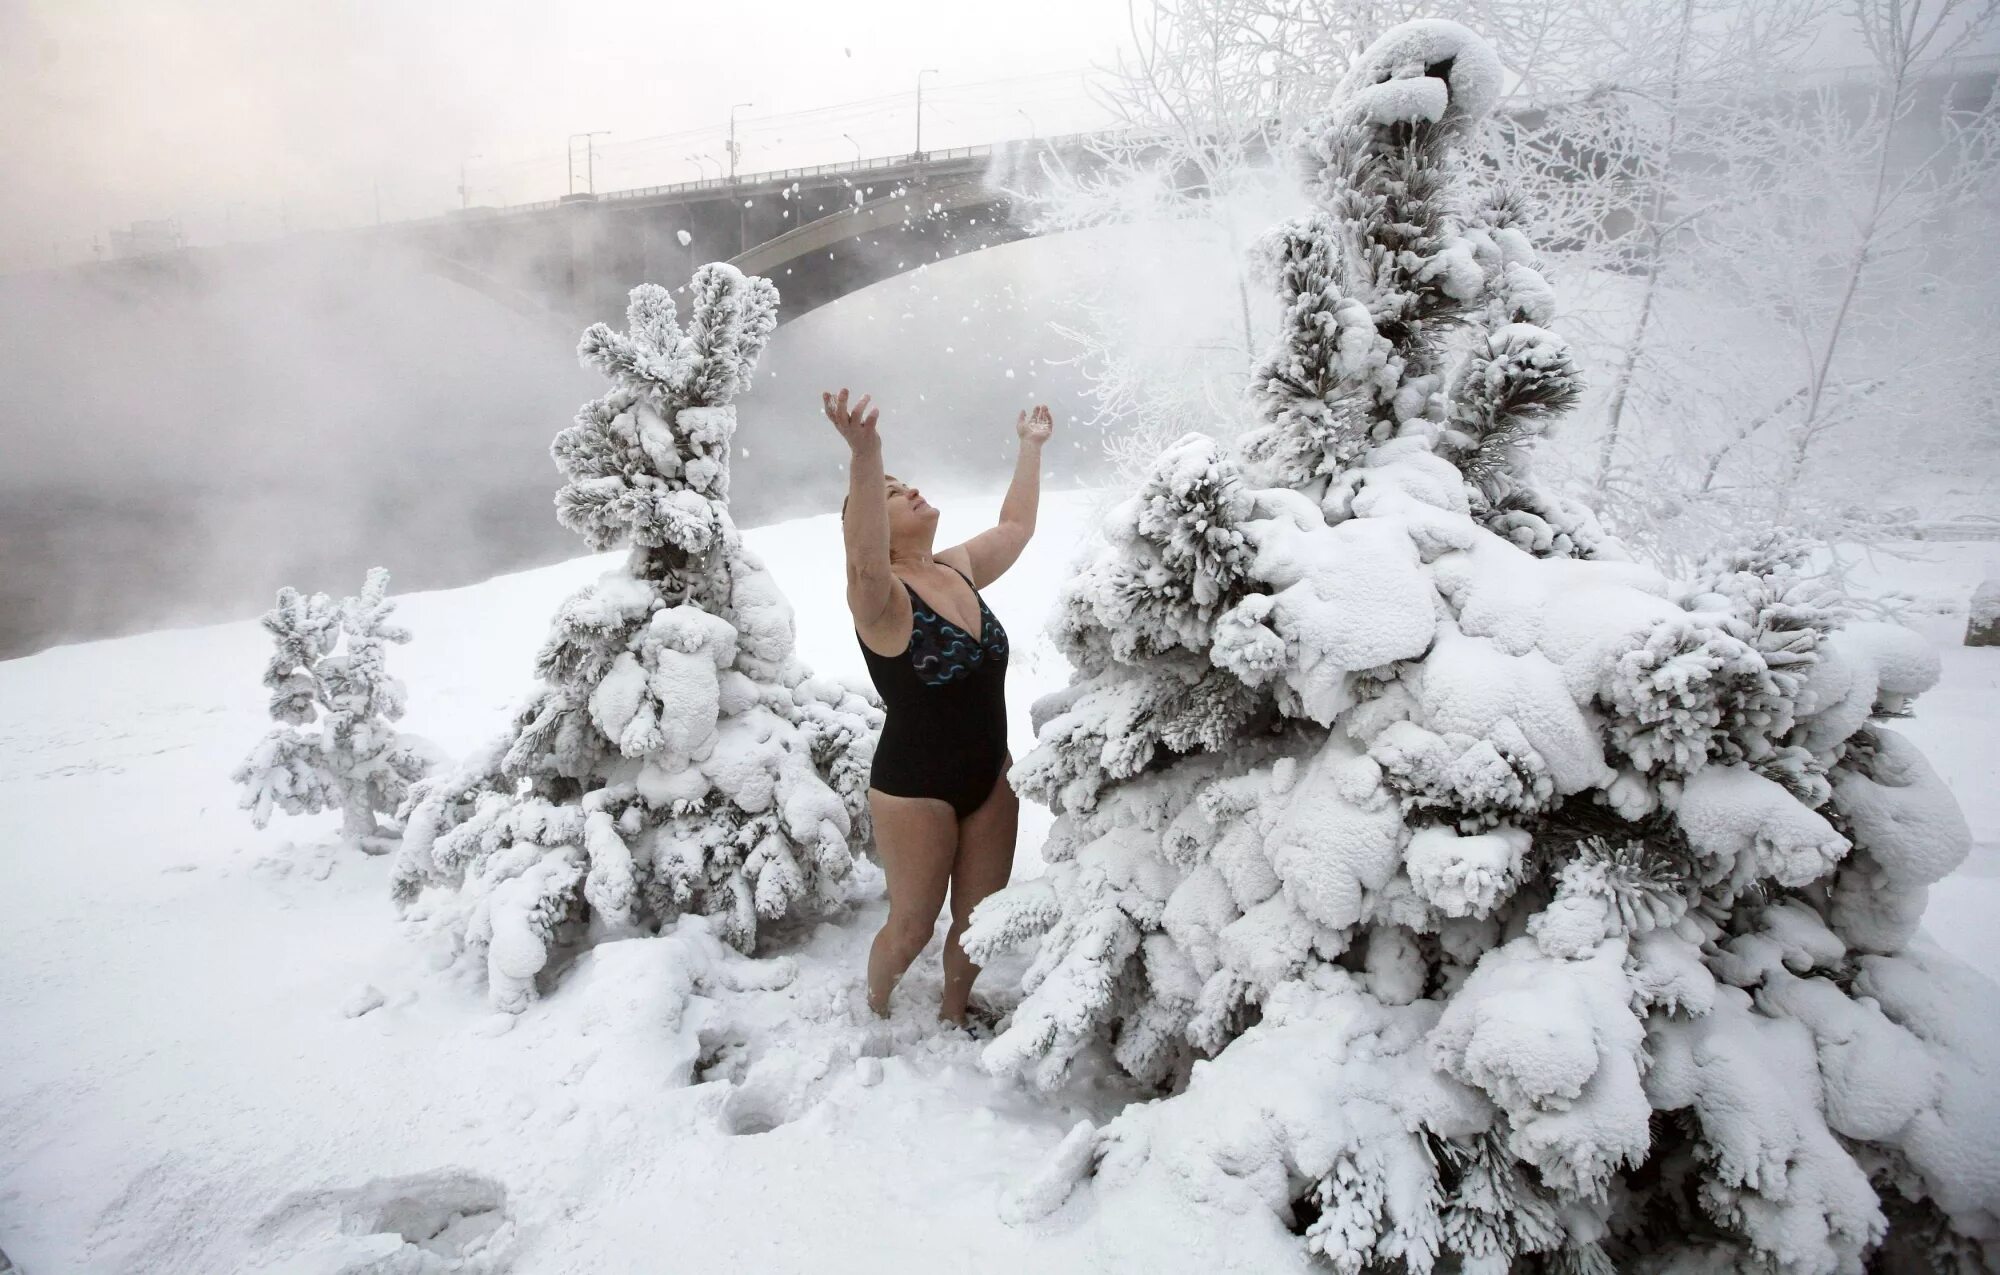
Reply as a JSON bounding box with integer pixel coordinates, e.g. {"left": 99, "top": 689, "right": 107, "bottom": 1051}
{"left": 944, "top": 404, "right": 1053, "bottom": 588}
{"left": 825, "top": 388, "right": 895, "bottom": 627}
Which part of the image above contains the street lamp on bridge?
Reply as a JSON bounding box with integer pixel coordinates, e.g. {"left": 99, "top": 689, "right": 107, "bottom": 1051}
{"left": 728, "top": 102, "right": 754, "bottom": 180}
{"left": 842, "top": 132, "right": 863, "bottom": 163}
{"left": 567, "top": 131, "right": 611, "bottom": 197}
{"left": 459, "top": 153, "right": 483, "bottom": 210}
{"left": 915, "top": 68, "right": 939, "bottom": 161}
{"left": 1017, "top": 108, "right": 1036, "bottom": 140}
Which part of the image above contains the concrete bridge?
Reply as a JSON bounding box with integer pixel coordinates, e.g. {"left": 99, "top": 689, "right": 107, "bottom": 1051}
{"left": 390, "top": 137, "right": 1100, "bottom": 333}
{"left": 29, "top": 54, "right": 1994, "bottom": 336}
{"left": 255, "top": 52, "right": 2000, "bottom": 335}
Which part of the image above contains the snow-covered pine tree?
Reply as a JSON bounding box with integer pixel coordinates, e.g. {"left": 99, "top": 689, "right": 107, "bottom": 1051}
{"left": 962, "top": 20, "right": 1999, "bottom": 1272}
{"left": 233, "top": 567, "right": 435, "bottom": 854}
{"left": 391, "top": 264, "right": 881, "bottom": 1013}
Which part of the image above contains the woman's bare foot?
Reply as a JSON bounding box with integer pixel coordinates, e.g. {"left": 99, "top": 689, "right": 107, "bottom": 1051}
{"left": 941, "top": 997, "right": 1004, "bottom": 1038}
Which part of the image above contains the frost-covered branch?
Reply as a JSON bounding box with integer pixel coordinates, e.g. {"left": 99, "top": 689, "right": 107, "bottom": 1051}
{"left": 974, "top": 21, "right": 2000, "bottom": 1271}
{"left": 392, "top": 264, "right": 882, "bottom": 1012}
{"left": 232, "top": 568, "right": 435, "bottom": 854}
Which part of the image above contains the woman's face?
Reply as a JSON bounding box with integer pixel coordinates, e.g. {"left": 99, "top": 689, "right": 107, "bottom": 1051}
{"left": 883, "top": 474, "right": 938, "bottom": 539}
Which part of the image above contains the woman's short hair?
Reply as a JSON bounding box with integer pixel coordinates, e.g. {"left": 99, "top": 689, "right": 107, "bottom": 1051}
{"left": 840, "top": 474, "right": 897, "bottom": 523}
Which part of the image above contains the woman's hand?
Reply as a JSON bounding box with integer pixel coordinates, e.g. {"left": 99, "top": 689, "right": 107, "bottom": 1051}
{"left": 1016, "top": 403, "right": 1054, "bottom": 447}
{"left": 822, "top": 387, "right": 879, "bottom": 453}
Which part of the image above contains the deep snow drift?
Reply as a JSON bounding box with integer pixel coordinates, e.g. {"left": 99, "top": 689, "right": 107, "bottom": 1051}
{"left": 0, "top": 488, "right": 1260, "bottom": 1274}
{"left": 0, "top": 485, "right": 1994, "bottom": 1273}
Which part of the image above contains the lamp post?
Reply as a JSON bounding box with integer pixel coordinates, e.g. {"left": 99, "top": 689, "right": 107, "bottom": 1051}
{"left": 915, "top": 68, "right": 939, "bottom": 160}
{"left": 843, "top": 132, "right": 863, "bottom": 162}
{"left": 728, "top": 102, "right": 754, "bottom": 180}
{"left": 567, "top": 131, "right": 610, "bottom": 196}
{"left": 1017, "top": 108, "right": 1036, "bottom": 139}
{"left": 459, "top": 153, "right": 482, "bottom": 210}
{"left": 728, "top": 102, "right": 755, "bottom": 254}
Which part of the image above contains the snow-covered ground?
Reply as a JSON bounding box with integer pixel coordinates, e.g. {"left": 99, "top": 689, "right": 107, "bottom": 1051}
{"left": 1, "top": 488, "right": 1994, "bottom": 1273}
{"left": 1831, "top": 542, "right": 2000, "bottom": 979}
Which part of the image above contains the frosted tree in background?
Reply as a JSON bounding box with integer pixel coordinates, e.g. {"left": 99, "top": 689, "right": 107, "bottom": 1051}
{"left": 392, "top": 264, "right": 881, "bottom": 1013}
{"left": 1010, "top": 0, "right": 1646, "bottom": 490}
{"left": 1002, "top": 0, "right": 1456, "bottom": 486}
{"left": 232, "top": 568, "right": 435, "bottom": 854}
{"left": 1006, "top": 0, "right": 1779, "bottom": 508}
{"left": 1692, "top": 0, "right": 1999, "bottom": 541}
{"left": 965, "top": 21, "right": 1998, "bottom": 1271}
{"left": 1448, "top": 0, "right": 1791, "bottom": 362}
{"left": 1001, "top": 0, "right": 1316, "bottom": 484}
{"left": 1592, "top": 0, "right": 1825, "bottom": 494}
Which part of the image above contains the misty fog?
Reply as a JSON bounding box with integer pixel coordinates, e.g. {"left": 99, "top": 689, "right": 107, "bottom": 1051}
{"left": 5, "top": 1, "right": 1994, "bottom": 664}
{"left": 0, "top": 229, "right": 1130, "bottom": 659}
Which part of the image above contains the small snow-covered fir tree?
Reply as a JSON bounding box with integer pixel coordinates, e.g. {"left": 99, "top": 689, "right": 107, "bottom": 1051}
{"left": 391, "top": 264, "right": 881, "bottom": 1012}
{"left": 233, "top": 567, "right": 435, "bottom": 854}
{"left": 963, "top": 20, "right": 1999, "bottom": 1272}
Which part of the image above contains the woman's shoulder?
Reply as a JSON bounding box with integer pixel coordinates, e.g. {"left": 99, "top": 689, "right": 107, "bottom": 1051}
{"left": 855, "top": 573, "right": 914, "bottom": 658}
{"left": 936, "top": 545, "right": 975, "bottom": 573}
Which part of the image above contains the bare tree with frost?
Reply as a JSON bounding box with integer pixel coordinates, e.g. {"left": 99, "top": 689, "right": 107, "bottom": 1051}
{"left": 1004, "top": 0, "right": 1760, "bottom": 508}
{"left": 1003, "top": 0, "right": 1423, "bottom": 485}
{"left": 1532, "top": 0, "right": 1823, "bottom": 501}
{"left": 1692, "top": 0, "right": 2000, "bottom": 540}
{"left": 233, "top": 568, "right": 435, "bottom": 854}
{"left": 1454, "top": 0, "right": 1994, "bottom": 566}
{"left": 963, "top": 22, "right": 1998, "bottom": 1272}
{"left": 390, "top": 264, "right": 881, "bottom": 1013}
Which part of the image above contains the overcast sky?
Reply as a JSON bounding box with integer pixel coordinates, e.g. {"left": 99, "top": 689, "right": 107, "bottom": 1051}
{"left": 0, "top": 0, "right": 1138, "bottom": 266}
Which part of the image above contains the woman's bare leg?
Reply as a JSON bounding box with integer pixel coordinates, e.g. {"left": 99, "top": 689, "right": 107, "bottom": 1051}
{"left": 941, "top": 757, "right": 1018, "bottom": 1024}
{"left": 866, "top": 789, "right": 959, "bottom": 1017}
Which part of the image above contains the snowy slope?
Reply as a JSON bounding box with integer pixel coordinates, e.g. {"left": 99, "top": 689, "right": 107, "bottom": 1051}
{"left": 1, "top": 490, "right": 1994, "bottom": 1273}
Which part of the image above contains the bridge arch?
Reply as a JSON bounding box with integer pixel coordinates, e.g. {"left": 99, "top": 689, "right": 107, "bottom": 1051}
{"left": 725, "top": 168, "right": 1027, "bottom": 321}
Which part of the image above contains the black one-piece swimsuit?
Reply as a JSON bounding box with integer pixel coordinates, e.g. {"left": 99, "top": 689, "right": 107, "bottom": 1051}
{"left": 857, "top": 564, "right": 1010, "bottom": 819}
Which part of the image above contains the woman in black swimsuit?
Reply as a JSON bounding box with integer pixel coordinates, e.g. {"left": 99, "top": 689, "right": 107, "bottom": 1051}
{"left": 821, "top": 386, "right": 1052, "bottom": 1025}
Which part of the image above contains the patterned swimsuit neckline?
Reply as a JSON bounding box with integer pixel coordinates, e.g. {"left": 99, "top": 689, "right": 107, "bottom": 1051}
{"left": 894, "top": 573, "right": 1008, "bottom": 686}
{"left": 901, "top": 574, "right": 986, "bottom": 645}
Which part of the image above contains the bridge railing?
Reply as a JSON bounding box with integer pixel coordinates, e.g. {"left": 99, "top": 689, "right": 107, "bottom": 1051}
{"left": 416, "top": 133, "right": 1115, "bottom": 224}
{"left": 439, "top": 53, "right": 1996, "bottom": 224}
{"left": 584, "top": 131, "right": 1110, "bottom": 207}
{"left": 49, "top": 53, "right": 1995, "bottom": 267}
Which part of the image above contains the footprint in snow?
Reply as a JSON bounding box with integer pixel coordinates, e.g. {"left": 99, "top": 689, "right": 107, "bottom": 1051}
{"left": 717, "top": 1049, "right": 838, "bottom": 1136}
{"left": 249, "top": 1168, "right": 513, "bottom": 1272}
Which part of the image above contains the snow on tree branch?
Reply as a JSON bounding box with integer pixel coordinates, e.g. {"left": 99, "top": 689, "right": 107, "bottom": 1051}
{"left": 232, "top": 568, "right": 436, "bottom": 855}
{"left": 968, "top": 20, "right": 2000, "bottom": 1271}
{"left": 390, "top": 263, "right": 882, "bottom": 1013}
